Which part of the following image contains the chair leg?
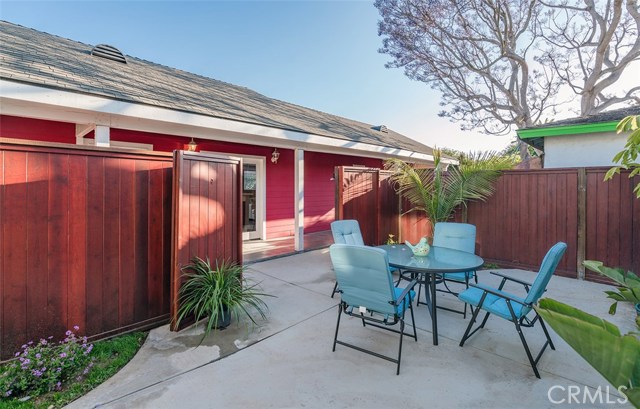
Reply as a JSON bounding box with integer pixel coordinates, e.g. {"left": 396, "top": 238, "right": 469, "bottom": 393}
{"left": 459, "top": 302, "right": 483, "bottom": 347}
{"left": 409, "top": 302, "right": 417, "bottom": 341}
{"left": 331, "top": 282, "right": 338, "bottom": 298}
{"left": 514, "top": 318, "right": 541, "bottom": 379}
{"left": 397, "top": 319, "right": 404, "bottom": 375}
{"left": 538, "top": 313, "right": 556, "bottom": 350}
{"left": 333, "top": 304, "right": 343, "bottom": 352}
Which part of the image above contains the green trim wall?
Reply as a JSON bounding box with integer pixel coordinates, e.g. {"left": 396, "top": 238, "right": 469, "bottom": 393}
{"left": 517, "top": 121, "right": 618, "bottom": 139}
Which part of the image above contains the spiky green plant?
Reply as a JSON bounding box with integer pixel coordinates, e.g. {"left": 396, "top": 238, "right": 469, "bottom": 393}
{"left": 175, "top": 257, "right": 272, "bottom": 343}
{"left": 385, "top": 149, "right": 514, "bottom": 232}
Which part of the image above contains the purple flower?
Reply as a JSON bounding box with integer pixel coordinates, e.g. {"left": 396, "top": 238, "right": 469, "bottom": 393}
{"left": 60, "top": 352, "right": 67, "bottom": 358}
{"left": 40, "top": 339, "right": 48, "bottom": 346}
{"left": 23, "top": 359, "right": 30, "bottom": 365}
{"left": 56, "top": 382, "right": 61, "bottom": 390}
{"left": 28, "top": 341, "right": 33, "bottom": 345}
{"left": 4, "top": 390, "right": 12, "bottom": 397}
{"left": 73, "top": 325, "right": 80, "bottom": 331}
{"left": 14, "top": 352, "right": 20, "bottom": 357}
{"left": 35, "top": 353, "right": 41, "bottom": 359}
{"left": 21, "top": 344, "right": 27, "bottom": 349}
{"left": 65, "top": 330, "right": 72, "bottom": 336}
{"left": 48, "top": 336, "right": 53, "bottom": 339}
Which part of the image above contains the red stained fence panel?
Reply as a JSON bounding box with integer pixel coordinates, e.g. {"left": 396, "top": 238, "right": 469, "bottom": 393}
{"left": 1, "top": 141, "right": 173, "bottom": 360}
{"left": 336, "top": 166, "right": 640, "bottom": 282}
{"left": 466, "top": 169, "right": 579, "bottom": 278}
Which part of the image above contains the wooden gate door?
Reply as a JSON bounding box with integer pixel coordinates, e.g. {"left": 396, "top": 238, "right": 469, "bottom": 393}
{"left": 170, "top": 151, "right": 242, "bottom": 331}
{"left": 335, "top": 166, "right": 400, "bottom": 245}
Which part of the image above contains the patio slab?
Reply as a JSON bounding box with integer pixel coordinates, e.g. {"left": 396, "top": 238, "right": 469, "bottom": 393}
{"left": 66, "top": 249, "right": 635, "bottom": 409}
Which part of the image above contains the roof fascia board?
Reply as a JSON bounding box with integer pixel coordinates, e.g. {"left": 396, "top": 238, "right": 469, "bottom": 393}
{"left": 0, "top": 80, "right": 439, "bottom": 164}
{"left": 517, "top": 121, "right": 619, "bottom": 139}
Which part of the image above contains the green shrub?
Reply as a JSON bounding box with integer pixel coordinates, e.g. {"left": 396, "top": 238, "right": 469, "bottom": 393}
{"left": 0, "top": 327, "right": 94, "bottom": 398}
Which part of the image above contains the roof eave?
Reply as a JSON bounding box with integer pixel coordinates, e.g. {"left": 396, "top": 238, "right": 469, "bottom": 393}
{"left": 0, "top": 79, "right": 438, "bottom": 164}
{"left": 517, "top": 121, "right": 619, "bottom": 139}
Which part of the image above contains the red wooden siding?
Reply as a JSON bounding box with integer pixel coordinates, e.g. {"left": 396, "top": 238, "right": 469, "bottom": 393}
{"left": 0, "top": 141, "right": 173, "bottom": 360}
{"left": 1, "top": 118, "right": 388, "bottom": 239}
{"left": 0, "top": 115, "right": 75, "bottom": 144}
{"left": 170, "top": 151, "right": 242, "bottom": 330}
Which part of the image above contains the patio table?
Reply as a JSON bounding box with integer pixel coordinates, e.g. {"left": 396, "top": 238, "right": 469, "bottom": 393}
{"left": 377, "top": 244, "right": 484, "bottom": 346}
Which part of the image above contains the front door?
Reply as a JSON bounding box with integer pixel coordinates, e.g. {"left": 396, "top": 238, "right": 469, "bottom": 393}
{"left": 242, "top": 158, "right": 264, "bottom": 240}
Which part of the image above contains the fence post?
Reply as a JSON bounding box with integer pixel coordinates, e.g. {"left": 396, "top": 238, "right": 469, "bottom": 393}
{"left": 577, "top": 168, "right": 587, "bottom": 280}
{"left": 334, "top": 166, "right": 343, "bottom": 220}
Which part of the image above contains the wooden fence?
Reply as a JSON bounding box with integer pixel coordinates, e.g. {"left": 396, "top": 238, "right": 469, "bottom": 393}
{"left": 1, "top": 141, "right": 174, "bottom": 360}
{"left": 336, "top": 166, "right": 640, "bottom": 283}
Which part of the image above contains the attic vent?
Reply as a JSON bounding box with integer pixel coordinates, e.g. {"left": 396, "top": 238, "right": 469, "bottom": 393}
{"left": 373, "top": 125, "right": 389, "bottom": 133}
{"left": 91, "top": 44, "right": 127, "bottom": 64}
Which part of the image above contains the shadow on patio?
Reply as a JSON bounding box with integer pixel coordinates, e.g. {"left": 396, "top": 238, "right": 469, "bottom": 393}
{"left": 67, "top": 249, "right": 635, "bottom": 409}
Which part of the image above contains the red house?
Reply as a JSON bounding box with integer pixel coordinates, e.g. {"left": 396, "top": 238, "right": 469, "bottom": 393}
{"left": 0, "top": 21, "right": 440, "bottom": 248}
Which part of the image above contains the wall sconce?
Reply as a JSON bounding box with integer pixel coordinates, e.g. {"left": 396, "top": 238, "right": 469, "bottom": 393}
{"left": 271, "top": 148, "right": 280, "bottom": 164}
{"left": 187, "top": 138, "right": 198, "bottom": 152}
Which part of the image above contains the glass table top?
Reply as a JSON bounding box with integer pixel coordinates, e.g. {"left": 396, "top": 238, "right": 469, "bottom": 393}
{"left": 378, "top": 244, "right": 484, "bottom": 273}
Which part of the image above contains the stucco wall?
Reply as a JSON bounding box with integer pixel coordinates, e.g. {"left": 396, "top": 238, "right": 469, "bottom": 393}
{"left": 544, "top": 131, "right": 627, "bottom": 168}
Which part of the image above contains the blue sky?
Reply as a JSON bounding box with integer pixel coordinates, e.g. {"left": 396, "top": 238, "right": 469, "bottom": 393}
{"left": 0, "top": 0, "right": 513, "bottom": 151}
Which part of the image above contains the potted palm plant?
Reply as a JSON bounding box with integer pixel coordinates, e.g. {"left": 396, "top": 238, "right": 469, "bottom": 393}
{"left": 385, "top": 149, "right": 515, "bottom": 238}
{"left": 174, "top": 257, "right": 272, "bottom": 342}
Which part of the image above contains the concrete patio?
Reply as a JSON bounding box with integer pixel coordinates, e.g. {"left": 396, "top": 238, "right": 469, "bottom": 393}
{"left": 67, "top": 249, "right": 635, "bottom": 409}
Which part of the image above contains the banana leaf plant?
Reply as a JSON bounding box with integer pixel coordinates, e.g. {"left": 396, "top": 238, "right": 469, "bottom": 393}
{"left": 535, "top": 299, "right": 640, "bottom": 408}
{"left": 605, "top": 115, "right": 640, "bottom": 198}
{"left": 584, "top": 260, "right": 640, "bottom": 325}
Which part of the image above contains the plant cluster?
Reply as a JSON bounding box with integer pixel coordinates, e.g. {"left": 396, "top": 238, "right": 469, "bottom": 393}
{"left": 0, "top": 327, "right": 94, "bottom": 399}
{"left": 175, "top": 257, "right": 272, "bottom": 343}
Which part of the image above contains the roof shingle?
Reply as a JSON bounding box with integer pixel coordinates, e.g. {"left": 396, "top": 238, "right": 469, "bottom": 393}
{"left": 0, "top": 20, "right": 434, "bottom": 156}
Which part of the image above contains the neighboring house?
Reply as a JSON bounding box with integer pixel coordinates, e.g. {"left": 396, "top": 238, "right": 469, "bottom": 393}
{"left": 518, "top": 106, "right": 640, "bottom": 169}
{"left": 0, "top": 21, "right": 443, "bottom": 247}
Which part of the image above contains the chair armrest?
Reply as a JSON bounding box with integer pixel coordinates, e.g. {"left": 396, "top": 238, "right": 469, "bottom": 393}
{"left": 394, "top": 279, "right": 418, "bottom": 306}
{"left": 490, "top": 271, "right": 533, "bottom": 288}
{"left": 469, "top": 283, "right": 528, "bottom": 306}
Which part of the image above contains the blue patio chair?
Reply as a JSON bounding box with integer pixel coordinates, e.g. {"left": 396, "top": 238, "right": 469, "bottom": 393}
{"left": 330, "top": 220, "right": 399, "bottom": 297}
{"left": 458, "top": 242, "right": 567, "bottom": 378}
{"left": 330, "top": 220, "right": 365, "bottom": 298}
{"left": 433, "top": 222, "right": 478, "bottom": 318}
{"left": 329, "top": 243, "right": 418, "bottom": 375}
{"left": 396, "top": 222, "right": 477, "bottom": 317}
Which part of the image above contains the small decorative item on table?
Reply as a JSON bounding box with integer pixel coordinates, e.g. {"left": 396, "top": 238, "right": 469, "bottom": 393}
{"left": 405, "top": 237, "right": 430, "bottom": 256}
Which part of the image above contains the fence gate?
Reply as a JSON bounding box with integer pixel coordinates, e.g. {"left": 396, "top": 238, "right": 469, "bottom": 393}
{"left": 335, "top": 166, "right": 402, "bottom": 245}
{"left": 170, "top": 151, "right": 242, "bottom": 330}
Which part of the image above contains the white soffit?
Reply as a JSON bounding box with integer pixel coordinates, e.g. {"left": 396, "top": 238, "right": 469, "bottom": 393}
{"left": 0, "top": 80, "right": 442, "bottom": 164}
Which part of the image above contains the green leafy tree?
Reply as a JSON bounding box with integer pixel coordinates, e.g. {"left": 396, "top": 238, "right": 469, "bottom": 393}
{"left": 605, "top": 115, "right": 640, "bottom": 198}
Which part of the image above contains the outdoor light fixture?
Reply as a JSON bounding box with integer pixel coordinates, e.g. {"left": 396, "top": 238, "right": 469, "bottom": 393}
{"left": 271, "top": 148, "right": 280, "bottom": 164}
{"left": 187, "top": 138, "right": 198, "bottom": 152}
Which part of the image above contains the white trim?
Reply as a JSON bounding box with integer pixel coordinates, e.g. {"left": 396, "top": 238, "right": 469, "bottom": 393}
{"left": 0, "top": 80, "right": 448, "bottom": 165}
{"left": 95, "top": 125, "right": 110, "bottom": 147}
{"left": 294, "top": 149, "right": 304, "bottom": 251}
{"left": 77, "top": 137, "right": 153, "bottom": 151}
